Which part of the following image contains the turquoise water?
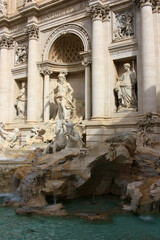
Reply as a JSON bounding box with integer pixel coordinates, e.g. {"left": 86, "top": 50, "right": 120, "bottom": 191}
{"left": 0, "top": 195, "right": 160, "bottom": 240}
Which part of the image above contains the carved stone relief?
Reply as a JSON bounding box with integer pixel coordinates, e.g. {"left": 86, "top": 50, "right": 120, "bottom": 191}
{"left": 15, "top": 42, "right": 28, "bottom": 64}
{"left": 0, "top": 122, "right": 20, "bottom": 148}
{"left": 114, "top": 62, "right": 137, "bottom": 112}
{"left": 112, "top": 8, "right": 134, "bottom": 41}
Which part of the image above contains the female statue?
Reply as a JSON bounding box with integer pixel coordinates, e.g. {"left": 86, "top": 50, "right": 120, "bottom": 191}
{"left": 114, "top": 62, "right": 137, "bottom": 112}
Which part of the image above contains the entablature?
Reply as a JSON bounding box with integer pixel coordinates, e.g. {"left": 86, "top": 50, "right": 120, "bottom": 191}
{"left": 37, "top": 60, "right": 85, "bottom": 74}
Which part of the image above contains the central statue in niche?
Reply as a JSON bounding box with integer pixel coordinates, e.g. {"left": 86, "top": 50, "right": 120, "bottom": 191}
{"left": 54, "top": 72, "right": 76, "bottom": 121}
{"left": 114, "top": 62, "right": 137, "bottom": 112}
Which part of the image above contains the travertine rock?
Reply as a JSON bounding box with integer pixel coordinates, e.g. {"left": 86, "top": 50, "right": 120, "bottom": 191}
{"left": 123, "top": 181, "right": 143, "bottom": 212}
{"left": 16, "top": 203, "right": 67, "bottom": 216}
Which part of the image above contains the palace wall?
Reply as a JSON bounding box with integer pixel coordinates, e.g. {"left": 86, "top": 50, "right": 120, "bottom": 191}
{"left": 0, "top": 0, "right": 160, "bottom": 146}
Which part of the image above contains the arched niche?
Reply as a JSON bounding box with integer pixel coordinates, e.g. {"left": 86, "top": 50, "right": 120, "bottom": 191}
{"left": 48, "top": 33, "right": 84, "bottom": 64}
{"left": 41, "top": 24, "right": 91, "bottom": 121}
{"left": 43, "top": 24, "right": 91, "bottom": 61}
{"left": 47, "top": 32, "right": 87, "bottom": 120}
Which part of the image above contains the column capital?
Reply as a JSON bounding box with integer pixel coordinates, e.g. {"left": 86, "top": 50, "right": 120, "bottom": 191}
{"left": 80, "top": 51, "right": 92, "bottom": 67}
{"left": 87, "top": 2, "right": 110, "bottom": 21}
{"left": 152, "top": 0, "right": 160, "bottom": 12}
{"left": 40, "top": 67, "right": 53, "bottom": 76}
{"left": 26, "top": 25, "right": 39, "bottom": 40}
{"left": 8, "top": 37, "right": 14, "bottom": 48}
{"left": 133, "top": 0, "right": 157, "bottom": 8}
{"left": 0, "top": 36, "right": 14, "bottom": 49}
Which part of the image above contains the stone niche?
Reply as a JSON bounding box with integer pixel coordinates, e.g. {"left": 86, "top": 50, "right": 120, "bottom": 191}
{"left": 113, "top": 57, "right": 137, "bottom": 113}
{"left": 15, "top": 79, "right": 27, "bottom": 120}
{"left": 49, "top": 71, "right": 85, "bottom": 120}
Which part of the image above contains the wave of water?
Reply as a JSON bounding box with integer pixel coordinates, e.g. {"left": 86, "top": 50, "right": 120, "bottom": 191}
{"left": 0, "top": 188, "right": 21, "bottom": 202}
{"left": 139, "top": 215, "right": 154, "bottom": 222}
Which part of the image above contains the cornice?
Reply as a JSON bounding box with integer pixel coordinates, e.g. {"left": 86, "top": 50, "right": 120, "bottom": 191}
{"left": 0, "top": 0, "right": 88, "bottom": 29}
{"left": 37, "top": 60, "right": 84, "bottom": 73}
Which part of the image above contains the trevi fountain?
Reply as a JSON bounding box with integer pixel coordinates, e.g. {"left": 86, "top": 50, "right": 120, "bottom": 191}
{"left": 0, "top": 0, "right": 160, "bottom": 239}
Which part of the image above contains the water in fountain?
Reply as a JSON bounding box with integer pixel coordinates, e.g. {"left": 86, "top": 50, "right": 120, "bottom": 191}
{"left": 0, "top": 195, "right": 160, "bottom": 240}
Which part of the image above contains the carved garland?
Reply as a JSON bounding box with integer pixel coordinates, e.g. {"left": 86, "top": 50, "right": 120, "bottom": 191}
{"left": 43, "top": 24, "right": 91, "bottom": 59}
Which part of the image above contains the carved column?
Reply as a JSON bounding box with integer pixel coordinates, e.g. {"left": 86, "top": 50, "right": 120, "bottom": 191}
{"left": 88, "top": 2, "right": 109, "bottom": 119}
{"left": 40, "top": 68, "right": 53, "bottom": 121}
{"left": 135, "top": 0, "right": 157, "bottom": 113}
{"left": 8, "top": 38, "right": 15, "bottom": 121}
{"left": 0, "top": 36, "right": 9, "bottom": 122}
{"left": 103, "top": 7, "right": 111, "bottom": 117}
{"left": 26, "top": 25, "right": 39, "bottom": 122}
{"left": 81, "top": 52, "right": 92, "bottom": 120}
{"left": 153, "top": 1, "right": 160, "bottom": 112}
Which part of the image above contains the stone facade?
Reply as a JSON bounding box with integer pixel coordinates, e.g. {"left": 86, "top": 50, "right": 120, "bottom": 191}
{"left": 0, "top": 0, "right": 160, "bottom": 146}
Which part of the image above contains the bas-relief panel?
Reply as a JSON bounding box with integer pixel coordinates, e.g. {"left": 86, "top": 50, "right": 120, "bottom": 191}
{"left": 15, "top": 41, "right": 28, "bottom": 65}
{"left": 112, "top": 7, "right": 135, "bottom": 42}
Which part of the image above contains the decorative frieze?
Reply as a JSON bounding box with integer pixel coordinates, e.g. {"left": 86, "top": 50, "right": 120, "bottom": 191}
{"left": 88, "top": 3, "right": 110, "bottom": 21}
{"left": 0, "top": 36, "right": 14, "bottom": 49}
{"left": 113, "top": 8, "right": 135, "bottom": 41}
{"left": 39, "top": 2, "right": 88, "bottom": 23}
{"left": 26, "top": 25, "right": 39, "bottom": 39}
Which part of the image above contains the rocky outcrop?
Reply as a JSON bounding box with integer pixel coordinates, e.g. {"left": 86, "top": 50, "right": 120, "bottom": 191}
{"left": 0, "top": 149, "right": 36, "bottom": 193}
{"left": 123, "top": 181, "right": 143, "bottom": 211}
{"left": 1, "top": 116, "right": 160, "bottom": 215}
{"left": 16, "top": 203, "right": 67, "bottom": 216}
{"left": 18, "top": 133, "right": 136, "bottom": 209}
